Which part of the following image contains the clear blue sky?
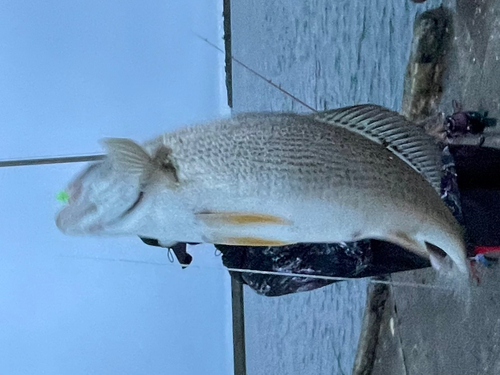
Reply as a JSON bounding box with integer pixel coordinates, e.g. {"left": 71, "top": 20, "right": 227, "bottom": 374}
{"left": 0, "top": 1, "right": 233, "bottom": 374}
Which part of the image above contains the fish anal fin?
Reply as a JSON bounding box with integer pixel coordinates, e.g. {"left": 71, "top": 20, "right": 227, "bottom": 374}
{"left": 196, "top": 211, "right": 292, "bottom": 226}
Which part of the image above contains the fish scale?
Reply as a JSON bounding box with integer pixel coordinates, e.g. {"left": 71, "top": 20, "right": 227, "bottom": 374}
{"left": 154, "top": 121, "right": 407, "bottom": 193}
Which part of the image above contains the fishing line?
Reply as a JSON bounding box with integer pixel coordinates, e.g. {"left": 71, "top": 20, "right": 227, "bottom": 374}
{"left": 0, "top": 34, "right": 314, "bottom": 170}
{"left": 58, "top": 254, "right": 168, "bottom": 267}
{"left": 193, "top": 32, "right": 318, "bottom": 112}
{"left": 57, "top": 253, "right": 493, "bottom": 294}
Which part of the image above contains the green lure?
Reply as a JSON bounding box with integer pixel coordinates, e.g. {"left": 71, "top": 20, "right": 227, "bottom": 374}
{"left": 56, "top": 190, "right": 70, "bottom": 204}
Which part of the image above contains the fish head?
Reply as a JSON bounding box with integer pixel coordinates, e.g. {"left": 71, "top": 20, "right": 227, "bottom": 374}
{"left": 56, "top": 138, "right": 181, "bottom": 236}
{"left": 56, "top": 159, "right": 147, "bottom": 235}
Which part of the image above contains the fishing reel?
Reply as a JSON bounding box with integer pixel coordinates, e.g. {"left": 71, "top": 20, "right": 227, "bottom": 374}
{"left": 445, "top": 100, "right": 497, "bottom": 138}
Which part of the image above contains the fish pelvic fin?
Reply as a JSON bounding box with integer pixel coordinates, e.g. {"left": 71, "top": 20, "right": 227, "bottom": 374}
{"left": 311, "top": 105, "right": 443, "bottom": 193}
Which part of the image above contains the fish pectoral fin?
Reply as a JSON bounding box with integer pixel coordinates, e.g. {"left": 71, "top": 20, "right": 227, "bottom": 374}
{"left": 102, "top": 138, "right": 152, "bottom": 178}
{"left": 211, "top": 236, "right": 294, "bottom": 247}
{"left": 196, "top": 211, "right": 292, "bottom": 226}
{"left": 385, "top": 231, "right": 430, "bottom": 259}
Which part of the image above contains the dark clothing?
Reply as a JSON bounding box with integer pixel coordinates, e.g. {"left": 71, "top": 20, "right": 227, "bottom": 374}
{"left": 216, "top": 241, "right": 429, "bottom": 296}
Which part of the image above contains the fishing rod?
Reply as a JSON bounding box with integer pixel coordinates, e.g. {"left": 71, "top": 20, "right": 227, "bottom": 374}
{"left": 0, "top": 154, "right": 104, "bottom": 168}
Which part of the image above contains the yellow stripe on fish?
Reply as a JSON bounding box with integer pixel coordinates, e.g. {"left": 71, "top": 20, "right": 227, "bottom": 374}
{"left": 196, "top": 211, "right": 292, "bottom": 226}
{"left": 215, "top": 236, "right": 294, "bottom": 247}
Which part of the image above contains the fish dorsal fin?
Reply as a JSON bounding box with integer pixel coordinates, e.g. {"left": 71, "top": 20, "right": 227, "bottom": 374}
{"left": 311, "top": 105, "right": 442, "bottom": 193}
{"left": 102, "top": 138, "right": 152, "bottom": 178}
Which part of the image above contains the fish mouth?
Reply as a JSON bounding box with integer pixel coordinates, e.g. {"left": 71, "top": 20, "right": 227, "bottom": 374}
{"left": 55, "top": 203, "right": 99, "bottom": 235}
{"left": 56, "top": 192, "right": 144, "bottom": 235}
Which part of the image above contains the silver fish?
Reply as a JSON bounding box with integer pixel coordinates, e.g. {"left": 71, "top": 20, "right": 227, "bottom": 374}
{"left": 55, "top": 105, "right": 469, "bottom": 273}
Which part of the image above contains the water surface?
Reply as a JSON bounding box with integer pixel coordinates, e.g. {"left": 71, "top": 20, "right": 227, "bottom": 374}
{"left": 230, "top": 0, "right": 442, "bottom": 373}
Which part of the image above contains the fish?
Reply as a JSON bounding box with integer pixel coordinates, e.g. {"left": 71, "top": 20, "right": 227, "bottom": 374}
{"left": 55, "top": 104, "right": 469, "bottom": 273}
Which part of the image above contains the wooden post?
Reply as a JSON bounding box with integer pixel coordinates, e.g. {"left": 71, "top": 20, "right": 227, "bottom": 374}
{"left": 231, "top": 278, "right": 246, "bottom": 375}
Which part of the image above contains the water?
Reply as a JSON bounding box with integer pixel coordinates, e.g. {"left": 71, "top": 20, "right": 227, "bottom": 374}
{"left": 230, "top": 0, "right": 442, "bottom": 374}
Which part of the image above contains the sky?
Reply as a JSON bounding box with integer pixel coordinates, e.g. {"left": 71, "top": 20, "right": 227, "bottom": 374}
{"left": 0, "top": 1, "right": 233, "bottom": 374}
